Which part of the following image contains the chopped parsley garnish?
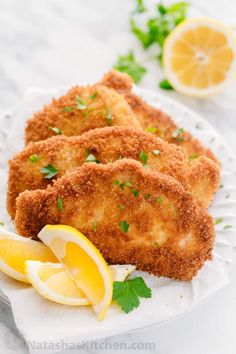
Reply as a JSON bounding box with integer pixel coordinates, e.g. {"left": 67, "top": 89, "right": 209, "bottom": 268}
{"left": 106, "top": 109, "right": 113, "bottom": 126}
{"left": 112, "top": 276, "right": 152, "bottom": 313}
{"left": 76, "top": 95, "right": 87, "bottom": 110}
{"left": 41, "top": 165, "right": 58, "bottom": 179}
{"left": 49, "top": 127, "right": 63, "bottom": 135}
{"left": 159, "top": 79, "right": 173, "bottom": 90}
{"left": 144, "top": 193, "right": 152, "bottom": 200}
{"left": 0, "top": 221, "right": 4, "bottom": 226}
{"left": 62, "top": 106, "right": 74, "bottom": 112}
{"left": 223, "top": 225, "right": 232, "bottom": 230}
{"left": 145, "top": 127, "right": 158, "bottom": 133}
{"left": 29, "top": 154, "right": 40, "bottom": 162}
{"left": 152, "top": 149, "right": 160, "bottom": 156}
{"left": 189, "top": 154, "right": 199, "bottom": 160}
{"left": 85, "top": 154, "right": 99, "bottom": 163}
{"left": 139, "top": 151, "right": 148, "bottom": 166}
{"left": 219, "top": 183, "right": 224, "bottom": 188}
{"left": 83, "top": 108, "right": 94, "bottom": 117}
{"left": 172, "top": 128, "right": 185, "bottom": 142}
{"left": 156, "top": 196, "right": 163, "bottom": 204}
{"left": 131, "top": 188, "right": 139, "bottom": 197}
{"left": 114, "top": 51, "right": 147, "bottom": 84}
{"left": 113, "top": 180, "right": 132, "bottom": 189}
{"left": 120, "top": 220, "right": 129, "bottom": 233}
{"left": 215, "top": 218, "right": 224, "bottom": 225}
{"left": 93, "top": 221, "right": 97, "bottom": 232}
{"left": 57, "top": 197, "right": 64, "bottom": 211}
{"left": 133, "top": 0, "right": 146, "bottom": 14}
{"left": 154, "top": 241, "right": 159, "bottom": 247}
{"left": 118, "top": 204, "right": 125, "bottom": 211}
{"left": 89, "top": 91, "right": 98, "bottom": 100}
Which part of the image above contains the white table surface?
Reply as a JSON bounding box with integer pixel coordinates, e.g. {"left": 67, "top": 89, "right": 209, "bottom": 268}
{"left": 0, "top": 0, "right": 236, "bottom": 353}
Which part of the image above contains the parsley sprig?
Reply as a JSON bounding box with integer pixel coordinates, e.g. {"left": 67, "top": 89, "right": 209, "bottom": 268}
{"left": 113, "top": 276, "right": 152, "bottom": 313}
{"left": 41, "top": 165, "right": 58, "bottom": 179}
{"left": 114, "top": 51, "right": 147, "bottom": 84}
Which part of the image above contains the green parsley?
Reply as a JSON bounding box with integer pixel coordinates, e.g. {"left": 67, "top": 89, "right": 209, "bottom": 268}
{"left": 139, "top": 151, "right": 148, "bottom": 166}
{"left": 114, "top": 51, "right": 147, "bottom": 84}
{"left": 118, "top": 204, "right": 125, "bottom": 211}
{"left": 57, "top": 197, "right": 64, "bottom": 211}
{"left": 131, "top": 188, "right": 139, "bottom": 197}
{"left": 62, "top": 106, "right": 74, "bottom": 112}
{"left": 0, "top": 221, "right": 4, "bottom": 226}
{"left": 156, "top": 196, "right": 163, "bottom": 204}
{"left": 113, "top": 180, "right": 132, "bottom": 189}
{"left": 144, "top": 193, "right": 152, "bottom": 200}
{"left": 154, "top": 241, "right": 159, "bottom": 247}
{"left": 223, "top": 225, "right": 232, "bottom": 230}
{"left": 219, "top": 183, "right": 224, "bottom": 188}
{"left": 93, "top": 221, "right": 97, "bottom": 232}
{"left": 49, "top": 127, "right": 63, "bottom": 135}
{"left": 85, "top": 154, "right": 99, "bottom": 163}
{"left": 152, "top": 149, "right": 160, "bottom": 156}
{"left": 106, "top": 109, "right": 113, "bottom": 126}
{"left": 215, "top": 218, "right": 224, "bottom": 225}
{"left": 120, "top": 221, "right": 129, "bottom": 233}
{"left": 133, "top": 0, "right": 146, "bottom": 14}
{"left": 41, "top": 165, "right": 58, "bottom": 179}
{"left": 29, "top": 154, "right": 40, "bottom": 162}
{"left": 189, "top": 154, "right": 199, "bottom": 160}
{"left": 89, "top": 91, "right": 98, "bottom": 100}
{"left": 76, "top": 95, "right": 87, "bottom": 110}
{"left": 112, "top": 276, "right": 152, "bottom": 313}
{"left": 159, "top": 79, "right": 173, "bottom": 90}
{"left": 172, "top": 128, "right": 185, "bottom": 142}
{"left": 83, "top": 108, "right": 94, "bottom": 117}
{"left": 145, "top": 127, "right": 158, "bottom": 133}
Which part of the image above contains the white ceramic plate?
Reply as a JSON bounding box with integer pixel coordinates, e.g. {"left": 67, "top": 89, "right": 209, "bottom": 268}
{"left": 0, "top": 86, "right": 236, "bottom": 347}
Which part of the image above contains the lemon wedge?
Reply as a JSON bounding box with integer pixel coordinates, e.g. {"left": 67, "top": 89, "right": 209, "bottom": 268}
{"left": 25, "top": 261, "right": 136, "bottom": 306}
{"left": 0, "top": 230, "right": 57, "bottom": 283}
{"left": 38, "top": 225, "right": 113, "bottom": 320}
{"left": 163, "top": 18, "right": 236, "bottom": 97}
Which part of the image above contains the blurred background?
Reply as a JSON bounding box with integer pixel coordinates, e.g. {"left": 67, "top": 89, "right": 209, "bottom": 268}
{"left": 0, "top": 1, "right": 236, "bottom": 353}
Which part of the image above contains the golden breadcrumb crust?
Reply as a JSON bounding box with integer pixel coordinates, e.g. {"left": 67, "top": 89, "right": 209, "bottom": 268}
{"left": 15, "top": 159, "right": 214, "bottom": 281}
{"left": 25, "top": 84, "right": 141, "bottom": 144}
{"left": 8, "top": 126, "right": 219, "bottom": 218}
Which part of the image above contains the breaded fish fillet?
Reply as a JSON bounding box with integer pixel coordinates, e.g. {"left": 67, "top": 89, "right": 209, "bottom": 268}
{"left": 100, "top": 70, "right": 218, "bottom": 162}
{"left": 25, "top": 84, "right": 141, "bottom": 144}
{"left": 15, "top": 159, "right": 214, "bottom": 281}
{"left": 8, "top": 127, "right": 220, "bottom": 218}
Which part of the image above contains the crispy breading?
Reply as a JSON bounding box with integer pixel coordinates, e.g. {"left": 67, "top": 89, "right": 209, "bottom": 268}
{"left": 100, "top": 70, "right": 218, "bottom": 162}
{"left": 15, "top": 159, "right": 214, "bottom": 281}
{"left": 25, "top": 84, "right": 141, "bottom": 144}
{"left": 8, "top": 126, "right": 220, "bottom": 218}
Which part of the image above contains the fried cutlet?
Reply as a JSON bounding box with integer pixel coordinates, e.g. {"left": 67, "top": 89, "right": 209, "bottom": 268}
{"left": 25, "top": 84, "right": 141, "bottom": 144}
{"left": 8, "top": 127, "right": 220, "bottom": 218}
{"left": 15, "top": 159, "right": 214, "bottom": 281}
{"left": 100, "top": 70, "right": 218, "bottom": 162}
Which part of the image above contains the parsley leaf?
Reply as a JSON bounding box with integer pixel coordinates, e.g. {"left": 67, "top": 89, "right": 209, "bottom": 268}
{"left": 76, "top": 95, "right": 87, "bottom": 110}
{"left": 159, "top": 79, "right": 173, "bottom": 90}
{"left": 172, "top": 128, "right": 185, "bottom": 142}
{"left": 106, "top": 109, "right": 113, "bottom": 126}
{"left": 89, "top": 91, "right": 98, "bottom": 100}
{"left": 57, "top": 197, "right": 64, "bottom": 211}
{"left": 131, "top": 188, "right": 139, "bottom": 197}
{"left": 62, "top": 106, "right": 74, "bottom": 112}
{"left": 41, "top": 165, "right": 58, "bottom": 179}
{"left": 113, "top": 276, "right": 152, "bottom": 313}
{"left": 215, "top": 218, "right": 224, "bottom": 225}
{"left": 156, "top": 196, "right": 163, "bottom": 204}
{"left": 29, "top": 154, "right": 40, "bottom": 162}
{"left": 0, "top": 221, "right": 4, "bottom": 226}
{"left": 120, "top": 221, "right": 129, "bottom": 233}
{"left": 223, "top": 225, "right": 232, "bottom": 230}
{"left": 85, "top": 154, "right": 99, "bottom": 163}
{"left": 118, "top": 204, "right": 125, "bottom": 211}
{"left": 133, "top": 0, "right": 146, "bottom": 14}
{"left": 93, "top": 221, "right": 97, "bottom": 232}
{"left": 189, "top": 154, "right": 199, "bottom": 160}
{"left": 139, "top": 151, "right": 148, "bottom": 166}
{"left": 145, "top": 127, "right": 158, "bottom": 133}
{"left": 49, "top": 127, "right": 63, "bottom": 135}
{"left": 114, "top": 51, "right": 147, "bottom": 84}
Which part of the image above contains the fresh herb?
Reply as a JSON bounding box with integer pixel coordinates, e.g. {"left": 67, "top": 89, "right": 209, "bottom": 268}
{"left": 152, "top": 149, "right": 160, "bottom": 156}
{"left": 118, "top": 204, "right": 125, "bottom": 211}
{"left": 215, "top": 218, "right": 224, "bottom": 225}
{"left": 49, "top": 127, "right": 63, "bottom": 135}
{"left": 154, "top": 241, "right": 159, "bottom": 247}
{"left": 120, "top": 221, "right": 129, "bottom": 233}
{"left": 144, "top": 193, "right": 152, "bottom": 200}
{"left": 159, "top": 79, "right": 173, "bottom": 90}
{"left": 219, "top": 184, "right": 224, "bottom": 188}
{"left": 85, "top": 154, "right": 99, "bottom": 163}
{"left": 139, "top": 151, "right": 148, "bottom": 166}
{"left": 172, "top": 128, "right": 185, "bottom": 142}
{"left": 145, "top": 127, "right": 158, "bottom": 133}
{"left": 156, "top": 196, "right": 163, "bottom": 204}
{"left": 29, "top": 154, "right": 40, "bottom": 162}
{"left": 133, "top": 0, "right": 146, "bottom": 14}
{"left": 0, "top": 221, "right": 4, "bottom": 226}
{"left": 83, "top": 108, "right": 94, "bottom": 117}
{"left": 189, "top": 154, "right": 199, "bottom": 160}
{"left": 113, "top": 276, "right": 152, "bottom": 313}
{"left": 113, "top": 180, "right": 121, "bottom": 186}
{"left": 89, "top": 91, "right": 98, "bottom": 100}
{"left": 62, "top": 106, "right": 74, "bottom": 112}
{"left": 114, "top": 51, "right": 147, "bottom": 84}
{"left": 93, "top": 221, "right": 97, "bottom": 232}
{"left": 113, "top": 180, "right": 132, "bottom": 189}
{"left": 41, "top": 165, "right": 58, "bottom": 179}
{"left": 57, "top": 197, "right": 64, "bottom": 211}
{"left": 131, "top": 188, "right": 140, "bottom": 197}
{"left": 223, "top": 225, "right": 232, "bottom": 230}
{"left": 106, "top": 109, "right": 113, "bottom": 126}
{"left": 76, "top": 95, "right": 87, "bottom": 110}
